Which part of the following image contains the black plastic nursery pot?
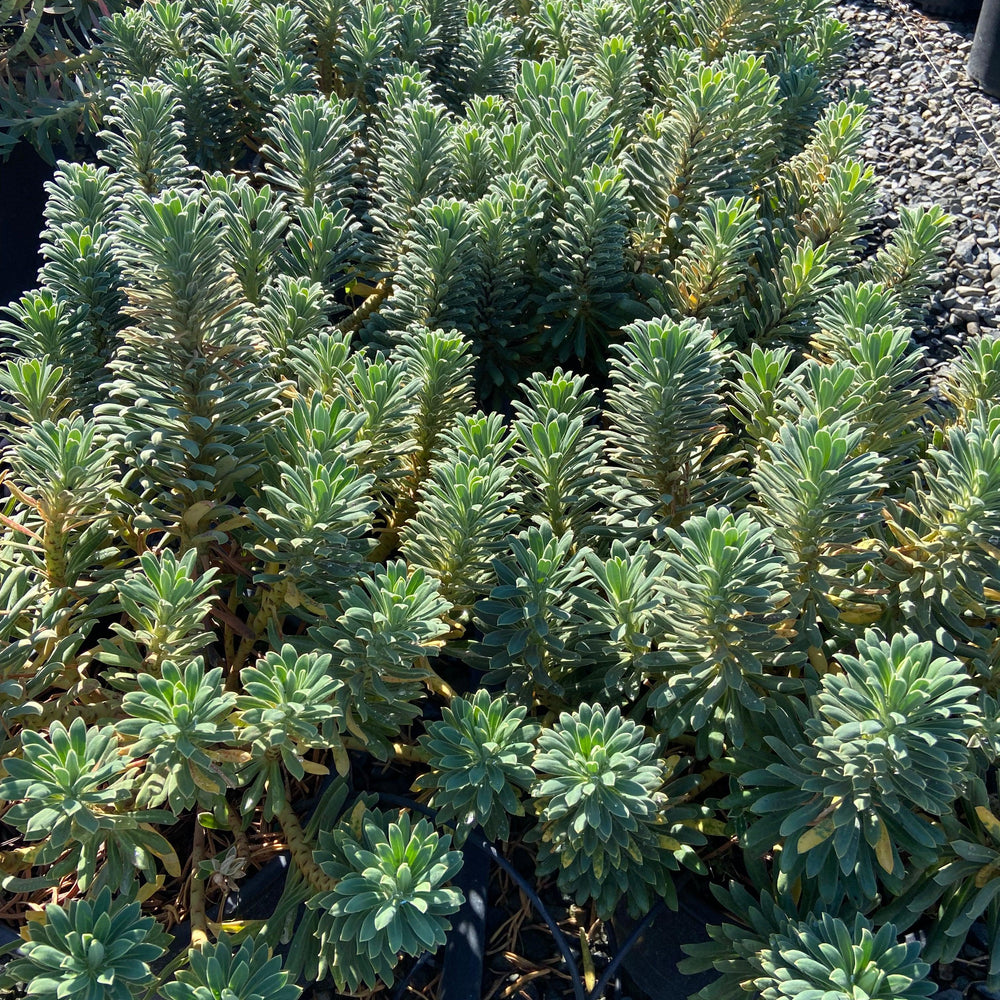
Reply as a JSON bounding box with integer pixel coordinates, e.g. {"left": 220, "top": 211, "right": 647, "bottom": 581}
{"left": 969, "top": 0, "right": 1000, "bottom": 95}
{"left": 0, "top": 143, "right": 53, "bottom": 308}
{"left": 612, "top": 893, "right": 723, "bottom": 1000}
{"left": 145, "top": 784, "right": 495, "bottom": 1000}
{"left": 144, "top": 785, "right": 716, "bottom": 1000}
{"left": 912, "top": 0, "right": 983, "bottom": 21}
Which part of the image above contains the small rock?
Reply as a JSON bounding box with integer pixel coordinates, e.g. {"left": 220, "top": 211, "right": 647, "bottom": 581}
{"left": 954, "top": 236, "right": 979, "bottom": 262}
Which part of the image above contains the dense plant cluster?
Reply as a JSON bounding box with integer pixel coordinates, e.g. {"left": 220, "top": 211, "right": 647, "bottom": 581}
{"left": 0, "top": 0, "right": 122, "bottom": 161}
{"left": 0, "top": 0, "right": 998, "bottom": 997}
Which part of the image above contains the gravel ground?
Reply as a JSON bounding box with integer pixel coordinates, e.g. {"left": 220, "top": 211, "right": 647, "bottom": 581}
{"left": 833, "top": 0, "right": 1000, "bottom": 370}
{"left": 836, "top": 8, "right": 1000, "bottom": 988}
{"left": 806, "top": 8, "right": 999, "bottom": 997}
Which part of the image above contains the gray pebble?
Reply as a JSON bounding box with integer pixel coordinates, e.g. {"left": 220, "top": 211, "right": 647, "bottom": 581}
{"left": 835, "top": 0, "right": 1000, "bottom": 363}
{"left": 955, "top": 236, "right": 980, "bottom": 262}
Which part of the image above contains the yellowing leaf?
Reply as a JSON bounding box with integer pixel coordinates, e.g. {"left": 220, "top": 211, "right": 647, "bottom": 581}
{"left": 875, "top": 820, "right": 894, "bottom": 873}
{"left": 837, "top": 605, "right": 884, "bottom": 626}
{"left": 284, "top": 583, "right": 325, "bottom": 616}
{"left": 299, "top": 758, "right": 329, "bottom": 776}
{"left": 213, "top": 515, "right": 251, "bottom": 533}
{"left": 977, "top": 806, "right": 1000, "bottom": 843}
{"left": 797, "top": 814, "right": 836, "bottom": 854}
{"left": 181, "top": 500, "right": 217, "bottom": 534}
{"left": 774, "top": 618, "right": 800, "bottom": 638}
{"left": 206, "top": 919, "right": 265, "bottom": 943}
{"left": 137, "top": 876, "right": 165, "bottom": 903}
{"left": 188, "top": 761, "right": 224, "bottom": 795}
{"left": 140, "top": 825, "right": 182, "bottom": 877}
{"left": 681, "top": 818, "right": 728, "bottom": 837}
{"left": 206, "top": 748, "right": 252, "bottom": 765}
{"left": 332, "top": 742, "right": 350, "bottom": 777}
{"left": 349, "top": 800, "right": 367, "bottom": 840}
{"left": 152, "top": 851, "right": 181, "bottom": 878}
{"left": 977, "top": 537, "right": 1000, "bottom": 560}
{"left": 0, "top": 845, "right": 38, "bottom": 874}
{"left": 345, "top": 707, "right": 368, "bottom": 744}
{"left": 975, "top": 860, "right": 1000, "bottom": 889}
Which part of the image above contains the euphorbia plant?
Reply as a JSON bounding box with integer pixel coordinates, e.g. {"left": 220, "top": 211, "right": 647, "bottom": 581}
{"left": 0, "top": 0, "right": 996, "bottom": 996}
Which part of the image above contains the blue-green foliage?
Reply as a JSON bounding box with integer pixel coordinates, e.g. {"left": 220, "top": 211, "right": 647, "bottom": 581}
{"left": 0, "top": 1, "right": 984, "bottom": 998}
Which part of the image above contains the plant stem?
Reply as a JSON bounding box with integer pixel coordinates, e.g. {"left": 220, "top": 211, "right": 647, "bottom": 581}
{"left": 336, "top": 278, "right": 391, "bottom": 335}
{"left": 190, "top": 819, "right": 209, "bottom": 950}
{"left": 423, "top": 666, "right": 456, "bottom": 701}
{"left": 41, "top": 517, "right": 69, "bottom": 590}
{"left": 579, "top": 928, "right": 596, "bottom": 993}
{"left": 275, "top": 799, "right": 337, "bottom": 893}
{"left": 366, "top": 524, "right": 400, "bottom": 564}
{"left": 227, "top": 801, "right": 251, "bottom": 860}
{"left": 227, "top": 574, "right": 287, "bottom": 690}
{"left": 3, "top": 0, "right": 43, "bottom": 64}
